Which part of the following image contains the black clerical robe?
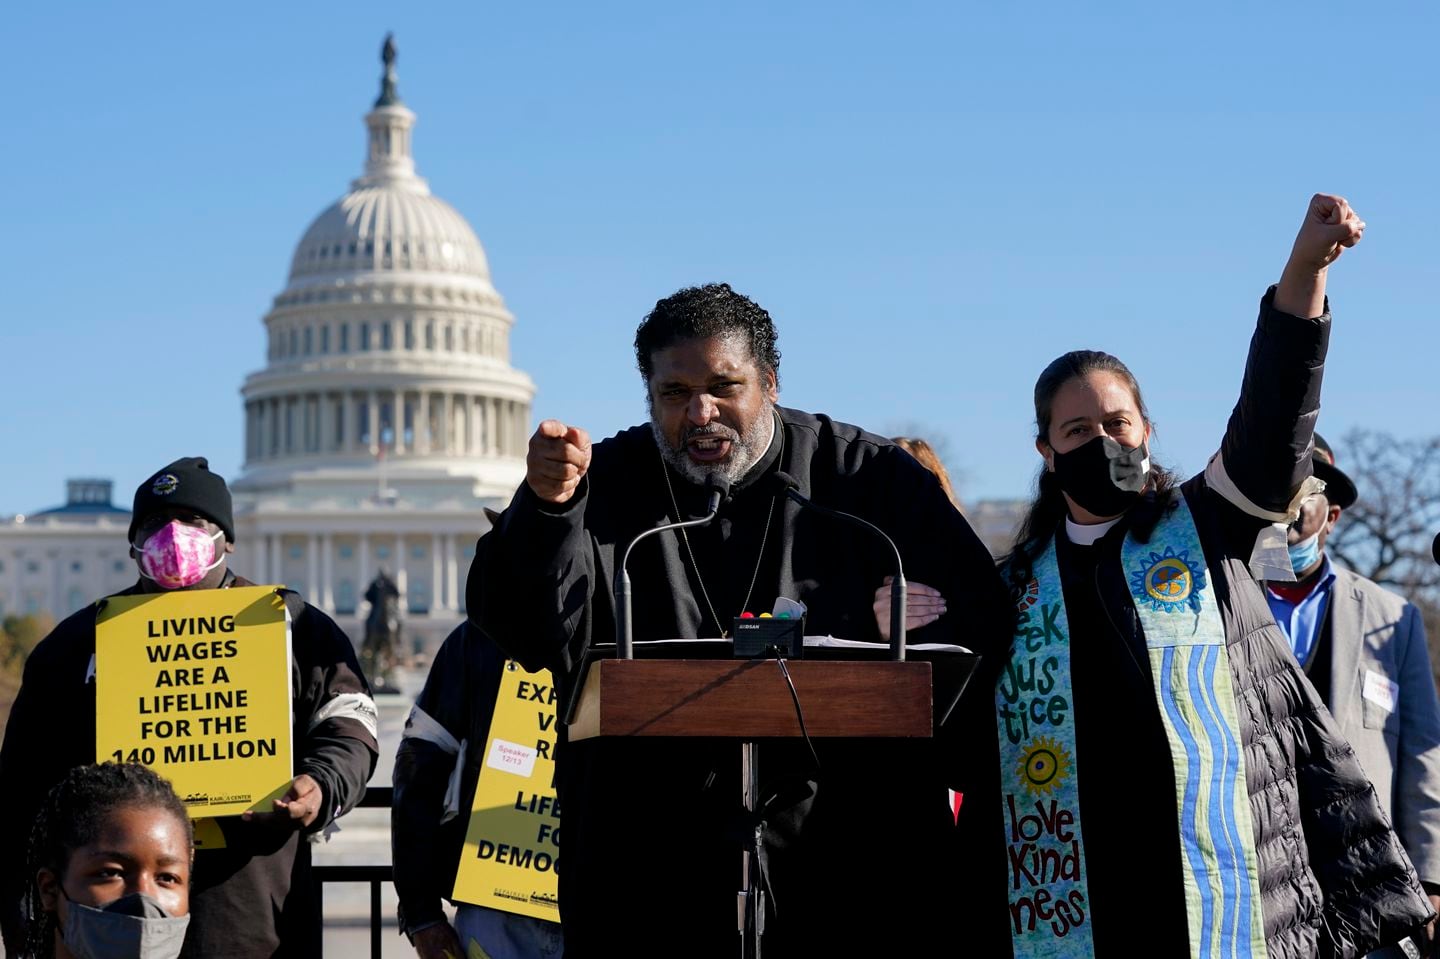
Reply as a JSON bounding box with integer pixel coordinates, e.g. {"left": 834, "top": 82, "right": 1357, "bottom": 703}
{"left": 468, "top": 406, "right": 1011, "bottom": 957}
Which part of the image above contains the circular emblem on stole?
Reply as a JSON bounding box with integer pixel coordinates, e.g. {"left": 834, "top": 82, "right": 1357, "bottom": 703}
{"left": 1146, "top": 557, "right": 1191, "bottom": 602}
{"left": 1018, "top": 736, "right": 1072, "bottom": 796}
{"left": 151, "top": 474, "right": 180, "bottom": 496}
{"left": 1130, "top": 546, "right": 1206, "bottom": 614}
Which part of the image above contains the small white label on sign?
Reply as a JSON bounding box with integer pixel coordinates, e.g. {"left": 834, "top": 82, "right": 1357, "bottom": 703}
{"left": 486, "top": 738, "right": 537, "bottom": 778}
{"left": 1363, "top": 670, "right": 1399, "bottom": 713}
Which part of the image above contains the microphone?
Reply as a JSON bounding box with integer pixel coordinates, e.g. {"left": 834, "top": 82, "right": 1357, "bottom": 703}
{"left": 614, "top": 473, "right": 731, "bottom": 658}
{"left": 770, "top": 471, "right": 909, "bottom": 661}
{"left": 1433, "top": 532, "right": 1440, "bottom": 567}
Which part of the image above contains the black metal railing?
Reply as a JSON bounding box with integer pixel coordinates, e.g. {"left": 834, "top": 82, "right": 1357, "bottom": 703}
{"left": 313, "top": 786, "right": 393, "bottom": 959}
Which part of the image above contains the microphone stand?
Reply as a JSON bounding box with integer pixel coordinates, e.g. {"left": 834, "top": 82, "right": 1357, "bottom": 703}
{"left": 613, "top": 476, "right": 728, "bottom": 660}
{"left": 735, "top": 474, "right": 910, "bottom": 957}
{"left": 741, "top": 741, "right": 763, "bottom": 959}
{"left": 774, "top": 477, "right": 908, "bottom": 660}
{"left": 612, "top": 472, "right": 760, "bottom": 953}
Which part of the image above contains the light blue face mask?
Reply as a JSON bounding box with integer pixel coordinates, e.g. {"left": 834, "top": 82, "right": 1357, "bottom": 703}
{"left": 1287, "top": 531, "right": 1322, "bottom": 576}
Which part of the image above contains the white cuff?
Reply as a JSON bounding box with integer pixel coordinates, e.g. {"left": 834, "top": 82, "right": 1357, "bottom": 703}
{"left": 1204, "top": 451, "right": 1326, "bottom": 581}
{"left": 402, "top": 705, "right": 468, "bottom": 824}
{"left": 309, "top": 691, "right": 380, "bottom": 740}
{"left": 441, "top": 740, "right": 468, "bottom": 824}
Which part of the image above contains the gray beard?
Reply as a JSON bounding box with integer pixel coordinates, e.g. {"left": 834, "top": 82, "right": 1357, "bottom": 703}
{"left": 651, "top": 403, "right": 776, "bottom": 487}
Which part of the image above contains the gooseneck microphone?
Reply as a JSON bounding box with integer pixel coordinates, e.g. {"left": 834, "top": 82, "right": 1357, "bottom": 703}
{"left": 614, "top": 474, "right": 731, "bottom": 659}
{"left": 770, "top": 471, "right": 909, "bottom": 661}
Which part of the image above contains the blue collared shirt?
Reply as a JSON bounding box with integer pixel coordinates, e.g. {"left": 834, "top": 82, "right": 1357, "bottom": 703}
{"left": 1265, "top": 554, "right": 1338, "bottom": 667}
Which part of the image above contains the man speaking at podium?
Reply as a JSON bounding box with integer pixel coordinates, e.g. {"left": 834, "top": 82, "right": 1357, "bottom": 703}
{"left": 468, "top": 283, "right": 1011, "bottom": 956}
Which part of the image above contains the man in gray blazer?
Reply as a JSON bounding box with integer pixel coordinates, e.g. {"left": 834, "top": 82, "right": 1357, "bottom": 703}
{"left": 1266, "top": 434, "right": 1440, "bottom": 956}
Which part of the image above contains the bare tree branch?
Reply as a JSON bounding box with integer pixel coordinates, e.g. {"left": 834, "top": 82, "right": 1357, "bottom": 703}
{"left": 1326, "top": 431, "right": 1440, "bottom": 683}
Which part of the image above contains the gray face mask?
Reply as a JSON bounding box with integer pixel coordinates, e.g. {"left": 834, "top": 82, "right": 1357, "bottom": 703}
{"left": 61, "top": 892, "right": 190, "bottom": 959}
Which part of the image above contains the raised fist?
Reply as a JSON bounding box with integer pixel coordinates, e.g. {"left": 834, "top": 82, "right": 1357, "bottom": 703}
{"left": 527, "top": 419, "right": 591, "bottom": 505}
{"left": 1288, "top": 193, "right": 1365, "bottom": 272}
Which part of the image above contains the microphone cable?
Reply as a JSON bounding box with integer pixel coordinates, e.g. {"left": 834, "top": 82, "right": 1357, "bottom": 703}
{"left": 769, "top": 645, "right": 821, "bottom": 774}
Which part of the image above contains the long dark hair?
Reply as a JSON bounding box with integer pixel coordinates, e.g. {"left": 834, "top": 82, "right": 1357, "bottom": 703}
{"left": 1002, "top": 350, "right": 1180, "bottom": 598}
{"left": 22, "top": 763, "right": 193, "bottom": 958}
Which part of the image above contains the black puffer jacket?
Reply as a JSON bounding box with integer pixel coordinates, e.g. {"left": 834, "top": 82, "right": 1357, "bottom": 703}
{"left": 952, "top": 288, "right": 1433, "bottom": 957}
{"left": 0, "top": 573, "right": 379, "bottom": 958}
{"left": 1185, "top": 293, "right": 1434, "bottom": 956}
{"left": 1198, "top": 477, "right": 1426, "bottom": 957}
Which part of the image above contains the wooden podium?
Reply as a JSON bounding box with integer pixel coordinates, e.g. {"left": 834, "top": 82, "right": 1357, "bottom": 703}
{"left": 565, "top": 654, "right": 937, "bottom": 958}
{"left": 568, "top": 657, "right": 934, "bottom": 741}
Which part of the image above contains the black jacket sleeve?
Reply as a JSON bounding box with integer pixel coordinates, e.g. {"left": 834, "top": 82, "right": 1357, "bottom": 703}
{"left": 393, "top": 623, "right": 512, "bottom": 934}
{"left": 392, "top": 623, "right": 470, "bottom": 933}
{"left": 288, "top": 597, "right": 379, "bottom": 830}
{"left": 1217, "top": 285, "right": 1331, "bottom": 514}
{"left": 0, "top": 609, "right": 96, "bottom": 958}
{"left": 879, "top": 444, "right": 1013, "bottom": 659}
{"left": 0, "top": 642, "right": 55, "bottom": 955}
{"left": 467, "top": 481, "right": 595, "bottom": 673}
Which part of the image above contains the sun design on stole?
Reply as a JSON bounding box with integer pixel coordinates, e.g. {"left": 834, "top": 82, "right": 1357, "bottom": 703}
{"left": 1018, "top": 736, "right": 1072, "bottom": 797}
{"left": 1129, "top": 545, "right": 1206, "bottom": 615}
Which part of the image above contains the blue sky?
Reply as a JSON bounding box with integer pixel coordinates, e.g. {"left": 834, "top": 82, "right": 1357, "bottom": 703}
{"left": 4, "top": 2, "right": 1437, "bottom": 514}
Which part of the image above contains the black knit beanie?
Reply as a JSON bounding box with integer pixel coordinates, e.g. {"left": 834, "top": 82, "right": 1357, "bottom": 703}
{"left": 128, "top": 456, "right": 236, "bottom": 544}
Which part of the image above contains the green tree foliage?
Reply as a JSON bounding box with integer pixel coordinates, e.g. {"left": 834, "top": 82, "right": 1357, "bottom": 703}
{"left": 2, "top": 613, "right": 54, "bottom": 668}
{"left": 0, "top": 613, "right": 55, "bottom": 738}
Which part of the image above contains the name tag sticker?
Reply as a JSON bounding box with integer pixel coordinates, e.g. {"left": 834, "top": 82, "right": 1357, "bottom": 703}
{"left": 486, "top": 738, "right": 537, "bottom": 777}
{"left": 1362, "top": 670, "right": 1399, "bottom": 713}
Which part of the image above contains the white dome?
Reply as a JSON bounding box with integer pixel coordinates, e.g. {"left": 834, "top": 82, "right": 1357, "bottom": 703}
{"left": 288, "top": 186, "right": 492, "bottom": 282}
{"left": 237, "top": 38, "right": 535, "bottom": 497}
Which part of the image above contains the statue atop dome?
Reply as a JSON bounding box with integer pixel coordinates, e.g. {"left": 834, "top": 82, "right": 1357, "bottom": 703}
{"left": 375, "top": 33, "right": 402, "bottom": 108}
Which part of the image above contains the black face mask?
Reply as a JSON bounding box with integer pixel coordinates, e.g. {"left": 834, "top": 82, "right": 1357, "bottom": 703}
{"left": 1050, "top": 434, "right": 1150, "bottom": 518}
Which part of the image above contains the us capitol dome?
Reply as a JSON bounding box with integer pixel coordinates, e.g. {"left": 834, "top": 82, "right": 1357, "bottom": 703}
{"left": 0, "top": 38, "right": 533, "bottom": 650}
{"left": 230, "top": 36, "right": 535, "bottom": 649}
{"left": 0, "top": 37, "right": 1026, "bottom": 629}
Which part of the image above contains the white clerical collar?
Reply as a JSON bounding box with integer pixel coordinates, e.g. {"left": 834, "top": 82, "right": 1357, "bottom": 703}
{"left": 1065, "top": 515, "right": 1122, "bottom": 546}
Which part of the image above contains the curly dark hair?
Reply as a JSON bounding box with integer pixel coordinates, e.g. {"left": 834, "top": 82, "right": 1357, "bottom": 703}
{"left": 634, "top": 283, "right": 782, "bottom": 386}
{"left": 22, "top": 763, "right": 193, "bottom": 959}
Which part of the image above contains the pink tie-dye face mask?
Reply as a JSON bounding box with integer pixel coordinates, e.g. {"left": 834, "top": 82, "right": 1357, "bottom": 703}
{"left": 135, "top": 521, "right": 225, "bottom": 589}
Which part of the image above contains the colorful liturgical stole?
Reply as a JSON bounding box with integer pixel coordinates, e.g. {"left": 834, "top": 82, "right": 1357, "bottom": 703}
{"left": 997, "top": 498, "right": 1267, "bottom": 958}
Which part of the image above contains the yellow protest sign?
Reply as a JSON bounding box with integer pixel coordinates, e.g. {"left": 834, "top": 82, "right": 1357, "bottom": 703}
{"left": 452, "top": 662, "right": 561, "bottom": 923}
{"left": 191, "top": 817, "right": 228, "bottom": 850}
{"left": 95, "top": 585, "right": 294, "bottom": 818}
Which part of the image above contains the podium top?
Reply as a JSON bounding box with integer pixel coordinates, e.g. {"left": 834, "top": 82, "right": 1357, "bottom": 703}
{"left": 567, "top": 658, "right": 936, "bottom": 742}
{"left": 586, "top": 636, "right": 973, "bottom": 657}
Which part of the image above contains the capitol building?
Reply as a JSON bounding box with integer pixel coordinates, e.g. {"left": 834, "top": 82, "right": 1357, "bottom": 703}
{"left": 0, "top": 40, "right": 533, "bottom": 653}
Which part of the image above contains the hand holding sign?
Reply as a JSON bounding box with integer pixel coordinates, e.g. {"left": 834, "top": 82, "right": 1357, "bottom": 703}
{"left": 412, "top": 922, "right": 466, "bottom": 959}
{"left": 241, "top": 773, "right": 322, "bottom": 828}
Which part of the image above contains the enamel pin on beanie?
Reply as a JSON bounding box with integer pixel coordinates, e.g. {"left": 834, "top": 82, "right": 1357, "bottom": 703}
{"left": 127, "top": 456, "right": 236, "bottom": 545}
